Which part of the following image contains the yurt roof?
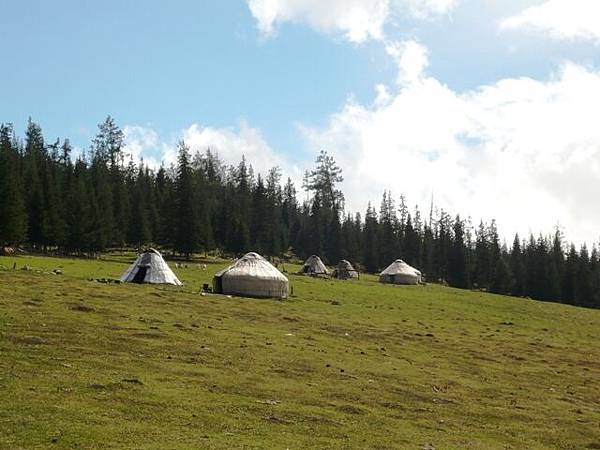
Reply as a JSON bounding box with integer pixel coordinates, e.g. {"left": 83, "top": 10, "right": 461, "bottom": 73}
{"left": 216, "top": 252, "right": 287, "bottom": 281}
{"left": 380, "top": 259, "right": 421, "bottom": 276}
{"left": 337, "top": 259, "right": 357, "bottom": 270}
{"left": 302, "top": 255, "right": 328, "bottom": 272}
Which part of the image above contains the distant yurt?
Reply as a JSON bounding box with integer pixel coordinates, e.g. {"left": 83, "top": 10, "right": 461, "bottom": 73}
{"left": 379, "top": 259, "right": 422, "bottom": 285}
{"left": 299, "top": 255, "right": 328, "bottom": 276}
{"left": 120, "top": 249, "right": 182, "bottom": 285}
{"left": 332, "top": 260, "right": 359, "bottom": 280}
{"left": 213, "top": 252, "right": 289, "bottom": 299}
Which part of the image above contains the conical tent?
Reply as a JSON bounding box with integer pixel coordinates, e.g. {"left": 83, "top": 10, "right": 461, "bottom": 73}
{"left": 332, "top": 260, "right": 359, "bottom": 280}
{"left": 379, "top": 259, "right": 421, "bottom": 285}
{"left": 121, "top": 249, "right": 182, "bottom": 285}
{"left": 299, "top": 255, "right": 328, "bottom": 276}
{"left": 213, "top": 252, "right": 289, "bottom": 299}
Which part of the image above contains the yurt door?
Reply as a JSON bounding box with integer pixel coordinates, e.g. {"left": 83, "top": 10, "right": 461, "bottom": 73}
{"left": 214, "top": 275, "right": 223, "bottom": 293}
{"left": 132, "top": 267, "right": 148, "bottom": 283}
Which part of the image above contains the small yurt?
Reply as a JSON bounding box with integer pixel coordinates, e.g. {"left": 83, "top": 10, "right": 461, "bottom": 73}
{"left": 299, "top": 255, "right": 328, "bottom": 276}
{"left": 379, "top": 259, "right": 422, "bottom": 285}
{"left": 332, "top": 260, "right": 359, "bottom": 280}
{"left": 213, "top": 252, "right": 289, "bottom": 299}
{"left": 120, "top": 249, "right": 182, "bottom": 285}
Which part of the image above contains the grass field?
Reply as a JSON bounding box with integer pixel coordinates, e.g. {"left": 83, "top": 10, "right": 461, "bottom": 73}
{"left": 1, "top": 254, "right": 599, "bottom": 449}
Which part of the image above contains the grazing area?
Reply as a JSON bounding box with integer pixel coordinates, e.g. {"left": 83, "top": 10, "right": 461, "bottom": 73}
{"left": 0, "top": 255, "right": 599, "bottom": 449}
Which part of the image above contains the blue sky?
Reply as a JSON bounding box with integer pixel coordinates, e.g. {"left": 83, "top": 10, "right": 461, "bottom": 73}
{"left": 2, "top": 0, "right": 600, "bottom": 244}
{"left": 2, "top": 0, "right": 384, "bottom": 155}
{"left": 4, "top": 0, "right": 596, "bottom": 152}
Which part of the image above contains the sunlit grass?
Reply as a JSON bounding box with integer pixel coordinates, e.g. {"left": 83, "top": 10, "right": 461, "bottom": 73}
{"left": 0, "top": 254, "right": 598, "bottom": 449}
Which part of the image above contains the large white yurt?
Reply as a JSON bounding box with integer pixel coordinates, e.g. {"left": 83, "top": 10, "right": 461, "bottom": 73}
{"left": 379, "top": 259, "right": 422, "bottom": 285}
{"left": 332, "top": 260, "right": 359, "bottom": 280}
{"left": 120, "top": 249, "right": 182, "bottom": 285}
{"left": 299, "top": 255, "right": 328, "bottom": 276}
{"left": 213, "top": 252, "right": 289, "bottom": 299}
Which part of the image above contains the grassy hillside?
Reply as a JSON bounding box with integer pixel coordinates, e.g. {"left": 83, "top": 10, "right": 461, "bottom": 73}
{"left": 0, "top": 255, "right": 599, "bottom": 449}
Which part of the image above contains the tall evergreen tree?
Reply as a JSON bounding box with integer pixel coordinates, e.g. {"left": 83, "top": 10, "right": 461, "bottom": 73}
{"left": 363, "top": 204, "right": 379, "bottom": 272}
{"left": 173, "top": 141, "right": 199, "bottom": 257}
{"left": 0, "top": 124, "right": 26, "bottom": 245}
{"left": 378, "top": 191, "right": 398, "bottom": 267}
{"left": 510, "top": 235, "right": 526, "bottom": 296}
{"left": 448, "top": 216, "right": 470, "bottom": 289}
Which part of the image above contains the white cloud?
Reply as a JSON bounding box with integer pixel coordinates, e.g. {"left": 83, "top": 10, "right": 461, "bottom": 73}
{"left": 123, "top": 125, "right": 167, "bottom": 168}
{"left": 246, "top": 0, "right": 457, "bottom": 42}
{"left": 299, "top": 44, "right": 600, "bottom": 245}
{"left": 181, "top": 121, "right": 300, "bottom": 179}
{"left": 386, "top": 40, "right": 429, "bottom": 84}
{"left": 124, "top": 122, "right": 301, "bottom": 182}
{"left": 403, "top": 0, "right": 458, "bottom": 19}
{"left": 247, "top": 0, "right": 390, "bottom": 42}
{"left": 501, "top": 0, "right": 600, "bottom": 43}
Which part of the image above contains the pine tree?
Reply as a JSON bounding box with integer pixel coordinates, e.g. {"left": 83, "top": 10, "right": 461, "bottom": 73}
{"left": 282, "top": 177, "right": 298, "bottom": 254}
{"left": 154, "top": 165, "right": 176, "bottom": 248}
{"left": 421, "top": 224, "right": 435, "bottom": 282}
{"left": 403, "top": 214, "right": 420, "bottom": 266}
{"left": 578, "top": 245, "right": 593, "bottom": 307}
{"left": 22, "top": 118, "right": 46, "bottom": 248}
{"left": 325, "top": 206, "right": 342, "bottom": 264}
{"left": 0, "top": 124, "right": 26, "bottom": 245}
{"left": 174, "top": 141, "right": 199, "bottom": 257}
{"left": 363, "top": 204, "right": 379, "bottom": 272}
{"left": 562, "top": 244, "right": 578, "bottom": 304}
{"left": 509, "top": 235, "right": 526, "bottom": 296}
{"left": 302, "top": 150, "right": 344, "bottom": 262}
{"left": 448, "top": 216, "right": 470, "bottom": 288}
{"left": 307, "top": 192, "right": 325, "bottom": 258}
{"left": 302, "top": 150, "right": 344, "bottom": 211}
{"left": 378, "top": 191, "right": 398, "bottom": 267}
{"left": 65, "top": 158, "right": 97, "bottom": 253}
{"left": 251, "top": 174, "right": 269, "bottom": 254}
{"left": 128, "top": 165, "right": 151, "bottom": 247}
{"left": 265, "top": 167, "right": 284, "bottom": 256}
{"left": 491, "top": 254, "right": 514, "bottom": 295}
{"left": 590, "top": 246, "right": 600, "bottom": 308}
{"left": 435, "top": 211, "right": 452, "bottom": 283}
{"left": 474, "top": 221, "right": 490, "bottom": 288}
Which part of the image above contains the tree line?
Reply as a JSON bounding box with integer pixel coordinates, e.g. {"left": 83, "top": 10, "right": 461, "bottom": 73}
{"left": 0, "top": 117, "right": 599, "bottom": 309}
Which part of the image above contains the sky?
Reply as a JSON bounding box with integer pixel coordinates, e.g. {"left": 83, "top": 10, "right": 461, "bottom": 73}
{"left": 2, "top": 0, "right": 600, "bottom": 245}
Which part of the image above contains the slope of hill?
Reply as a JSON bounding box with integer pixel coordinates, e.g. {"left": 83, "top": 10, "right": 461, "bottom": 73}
{"left": 1, "top": 255, "right": 599, "bottom": 449}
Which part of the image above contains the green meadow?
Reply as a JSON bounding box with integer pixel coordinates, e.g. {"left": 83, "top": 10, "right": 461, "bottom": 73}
{"left": 0, "top": 254, "right": 599, "bottom": 449}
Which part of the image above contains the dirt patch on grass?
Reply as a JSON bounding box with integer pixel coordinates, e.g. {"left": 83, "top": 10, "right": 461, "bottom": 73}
{"left": 9, "top": 335, "right": 47, "bottom": 345}
{"left": 23, "top": 299, "right": 43, "bottom": 306}
{"left": 282, "top": 316, "right": 301, "bottom": 322}
{"left": 66, "top": 303, "right": 95, "bottom": 312}
{"left": 88, "top": 378, "right": 144, "bottom": 391}
{"left": 131, "top": 331, "right": 164, "bottom": 339}
{"left": 264, "top": 415, "right": 292, "bottom": 424}
{"left": 336, "top": 404, "right": 365, "bottom": 415}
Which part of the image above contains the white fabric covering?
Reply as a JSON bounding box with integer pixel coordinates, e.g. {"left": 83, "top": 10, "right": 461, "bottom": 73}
{"left": 332, "top": 260, "right": 359, "bottom": 279}
{"left": 213, "top": 252, "right": 288, "bottom": 298}
{"left": 299, "top": 255, "right": 328, "bottom": 275}
{"left": 379, "top": 259, "right": 421, "bottom": 285}
{"left": 120, "top": 249, "right": 182, "bottom": 285}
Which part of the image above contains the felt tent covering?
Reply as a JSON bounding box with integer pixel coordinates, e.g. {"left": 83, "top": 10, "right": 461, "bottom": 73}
{"left": 120, "top": 249, "right": 182, "bottom": 285}
{"left": 379, "top": 259, "right": 421, "bottom": 285}
{"left": 299, "top": 255, "right": 328, "bottom": 275}
{"left": 213, "top": 252, "right": 289, "bottom": 299}
{"left": 332, "top": 260, "right": 359, "bottom": 280}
